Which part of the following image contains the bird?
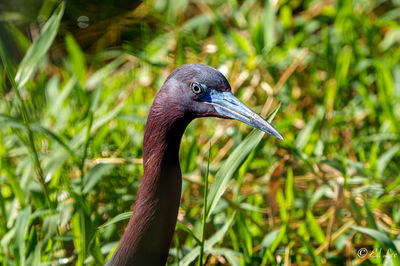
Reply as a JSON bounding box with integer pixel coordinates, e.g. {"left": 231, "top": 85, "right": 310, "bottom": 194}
{"left": 106, "top": 63, "right": 283, "bottom": 266}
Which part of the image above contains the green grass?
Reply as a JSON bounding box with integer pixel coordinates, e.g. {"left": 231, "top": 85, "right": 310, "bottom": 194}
{"left": 1, "top": 0, "right": 400, "bottom": 265}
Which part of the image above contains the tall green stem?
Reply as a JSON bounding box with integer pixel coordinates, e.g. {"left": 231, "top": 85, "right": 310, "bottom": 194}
{"left": 198, "top": 145, "right": 211, "bottom": 266}
{"left": 80, "top": 111, "right": 93, "bottom": 195}
{"left": 0, "top": 42, "right": 54, "bottom": 212}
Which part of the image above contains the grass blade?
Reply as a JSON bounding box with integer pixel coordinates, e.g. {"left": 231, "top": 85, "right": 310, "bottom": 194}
{"left": 206, "top": 105, "right": 281, "bottom": 220}
{"left": 176, "top": 222, "right": 201, "bottom": 245}
{"left": 181, "top": 213, "right": 236, "bottom": 266}
{"left": 14, "top": 207, "right": 31, "bottom": 266}
{"left": 83, "top": 163, "right": 115, "bottom": 195}
{"left": 351, "top": 226, "right": 399, "bottom": 254}
{"left": 15, "top": 2, "right": 64, "bottom": 88}
{"left": 98, "top": 212, "right": 133, "bottom": 229}
{"left": 198, "top": 145, "right": 211, "bottom": 265}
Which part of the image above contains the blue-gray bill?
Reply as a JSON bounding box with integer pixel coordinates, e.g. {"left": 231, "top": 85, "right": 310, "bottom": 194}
{"left": 204, "top": 90, "right": 284, "bottom": 140}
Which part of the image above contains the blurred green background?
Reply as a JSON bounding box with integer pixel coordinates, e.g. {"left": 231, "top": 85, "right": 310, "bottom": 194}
{"left": 1, "top": 0, "right": 400, "bottom": 265}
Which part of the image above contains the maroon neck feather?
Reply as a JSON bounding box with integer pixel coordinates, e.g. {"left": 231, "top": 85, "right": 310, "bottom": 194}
{"left": 107, "top": 93, "right": 194, "bottom": 265}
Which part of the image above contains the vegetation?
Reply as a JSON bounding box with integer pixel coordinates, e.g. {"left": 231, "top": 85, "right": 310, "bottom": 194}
{"left": 1, "top": 0, "right": 400, "bottom": 265}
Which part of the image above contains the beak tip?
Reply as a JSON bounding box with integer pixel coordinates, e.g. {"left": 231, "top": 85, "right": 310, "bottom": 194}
{"left": 264, "top": 125, "right": 283, "bottom": 140}
{"left": 271, "top": 131, "right": 284, "bottom": 140}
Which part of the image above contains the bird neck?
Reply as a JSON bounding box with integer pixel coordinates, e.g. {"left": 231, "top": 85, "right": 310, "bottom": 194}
{"left": 142, "top": 103, "right": 190, "bottom": 171}
{"left": 108, "top": 99, "right": 193, "bottom": 266}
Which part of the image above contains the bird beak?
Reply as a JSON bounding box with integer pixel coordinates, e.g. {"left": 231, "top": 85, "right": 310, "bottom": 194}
{"left": 205, "top": 90, "right": 284, "bottom": 140}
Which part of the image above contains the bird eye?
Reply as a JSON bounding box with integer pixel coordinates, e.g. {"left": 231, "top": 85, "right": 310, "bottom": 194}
{"left": 191, "top": 83, "right": 203, "bottom": 95}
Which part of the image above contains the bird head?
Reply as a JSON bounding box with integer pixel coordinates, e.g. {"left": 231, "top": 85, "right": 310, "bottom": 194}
{"left": 160, "top": 63, "right": 283, "bottom": 140}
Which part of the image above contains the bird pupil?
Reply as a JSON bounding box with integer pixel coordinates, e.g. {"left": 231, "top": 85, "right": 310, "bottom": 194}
{"left": 192, "top": 83, "right": 202, "bottom": 94}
